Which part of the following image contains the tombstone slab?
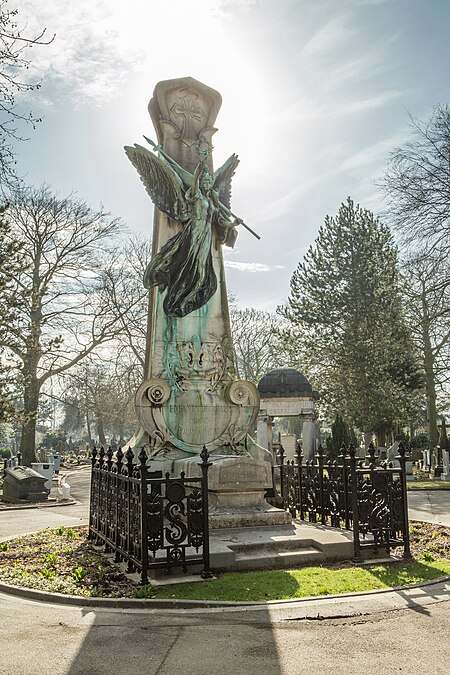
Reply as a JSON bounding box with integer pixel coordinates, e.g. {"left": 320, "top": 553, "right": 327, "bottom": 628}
{"left": 2, "top": 466, "right": 48, "bottom": 503}
{"left": 174, "top": 455, "right": 291, "bottom": 528}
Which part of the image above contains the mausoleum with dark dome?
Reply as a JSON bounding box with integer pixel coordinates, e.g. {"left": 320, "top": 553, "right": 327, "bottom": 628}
{"left": 258, "top": 367, "right": 315, "bottom": 399}
{"left": 256, "top": 367, "right": 319, "bottom": 462}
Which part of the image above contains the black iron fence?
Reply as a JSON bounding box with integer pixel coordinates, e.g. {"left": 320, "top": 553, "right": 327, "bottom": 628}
{"left": 274, "top": 442, "right": 411, "bottom": 561}
{"left": 88, "top": 445, "right": 213, "bottom": 584}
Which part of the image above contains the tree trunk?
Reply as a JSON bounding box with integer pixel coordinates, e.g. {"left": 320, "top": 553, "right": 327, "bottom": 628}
{"left": 19, "top": 253, "right": 43, "bottom": 466}
{"left": 85, "top": 412, "right": 93, "bottom": 444}
{"left": 422, "top": 311, "right": 439, "bottom": 447}
{"left": 377, "top": 429, "right": 387, "bottom": 447}
{"left": 96, "top": 415, "right": 107, "bottom": 446}
{"left": 19, "top": 382, "right": 39, "bottom": 466}
{"left": 363, "top": 426, "right": 372, "bottom": 451}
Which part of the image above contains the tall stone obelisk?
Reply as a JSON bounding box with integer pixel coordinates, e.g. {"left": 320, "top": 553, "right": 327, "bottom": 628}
{"left": 128, "top": 77, "right": 259, "bottom": 467}
{"left": 125, "top": 77, "right": 291, "bottom": 527}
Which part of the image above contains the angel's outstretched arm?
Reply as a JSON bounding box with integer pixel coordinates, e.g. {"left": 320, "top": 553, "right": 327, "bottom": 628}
{"left": 186, "top": 159, "right": 207, "bottom": 201}
{"left": 144, "top": 137, "right": 193, "bottom": 188}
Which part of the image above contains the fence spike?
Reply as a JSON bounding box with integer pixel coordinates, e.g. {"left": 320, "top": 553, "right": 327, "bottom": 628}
{"left": 138, "top": 447, "right": 148, "bottom": 465}
{"left": 200, "top": 445, "right": 210, "bottom": 464}
{"left": 116, "top": 446, "right": 123, "bottom": 465}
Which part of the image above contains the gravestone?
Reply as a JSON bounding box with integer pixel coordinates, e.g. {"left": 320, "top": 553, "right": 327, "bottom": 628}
{"left": 124, "top": 77, "right": 287, "bottom": 527}
{"left": 442, "top": 450, "right": 450, "bottom": 481}
{"left": 2, "top": 466, "right": 48, "bottom": 503}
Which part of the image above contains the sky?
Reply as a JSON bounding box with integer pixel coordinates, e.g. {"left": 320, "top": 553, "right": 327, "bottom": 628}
{"left": 10, "top": 0, "right": 450, "bottom": 312}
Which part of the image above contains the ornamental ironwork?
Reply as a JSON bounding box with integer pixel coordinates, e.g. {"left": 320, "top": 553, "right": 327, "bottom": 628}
{"left": 88, "top": 445, "right": 212, "bottom": 584}
{"left": 274, "top": 441, "right": 411, "bottom": 561}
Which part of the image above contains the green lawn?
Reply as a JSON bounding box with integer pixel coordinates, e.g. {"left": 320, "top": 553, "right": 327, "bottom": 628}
{"left": 408, "top": 481, "right": 450, "bottom": 490}
{"left": 2, "top": 525, "right": 450, "bottom": 602}
{"left": 135, "top": 557, "right": 450, "bottom": 602}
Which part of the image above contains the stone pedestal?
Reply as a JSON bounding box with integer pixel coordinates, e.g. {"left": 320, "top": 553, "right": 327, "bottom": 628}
{"left": 174, "top": 455, "right": 291, "bottom": 529}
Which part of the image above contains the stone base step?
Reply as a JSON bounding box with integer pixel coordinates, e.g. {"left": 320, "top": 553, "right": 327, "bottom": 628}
{"left": 233, "top": 546, "right": 324, "bottom": 571}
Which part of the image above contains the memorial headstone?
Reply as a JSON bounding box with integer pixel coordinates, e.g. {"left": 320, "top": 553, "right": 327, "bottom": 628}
{"left": 2, "top": 466, "right": 48, "bottom": 503}
{"left": 442, "top": 450, "right": 450, "bottom": 481}
{"left": 124, "top": 77, "right": 288, "bottom": 526}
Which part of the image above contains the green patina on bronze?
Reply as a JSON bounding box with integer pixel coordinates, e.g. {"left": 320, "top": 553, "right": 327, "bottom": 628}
{"left": 125, "top": 138, "right": 255, "bottom": 318}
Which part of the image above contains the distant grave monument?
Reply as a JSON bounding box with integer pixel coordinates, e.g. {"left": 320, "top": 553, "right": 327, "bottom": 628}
{"left": 125, "top": 77, "right": 287, "bottom": 526}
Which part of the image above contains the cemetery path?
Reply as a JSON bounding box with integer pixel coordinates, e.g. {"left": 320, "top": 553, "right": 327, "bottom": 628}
{"left": 408, "top": 489, "right": 450, "bottom": 527}
{"left": 0, "top": 467, "right": 89, "bottom": 539}
{"left": 0, "top": 579, "right": 450, "bottom": 674}
{"left": 1, "top": 468, "right": 450, "bottom": 672}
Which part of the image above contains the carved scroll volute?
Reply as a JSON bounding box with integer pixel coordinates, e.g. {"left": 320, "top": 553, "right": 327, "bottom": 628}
{"left": 148, "top": 76, "right": 222, "bottom": 174}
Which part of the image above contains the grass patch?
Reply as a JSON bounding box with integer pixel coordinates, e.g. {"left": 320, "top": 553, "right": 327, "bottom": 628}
{"left": 137, "top": 558, "right": 450, "bottom": 602}
{"left": 1, "top": 521, "right": 450, "bottom": 601}
{"left": 0, "top": 526, "right": 135, "bottom": 597}
{"left": 408, "top": 481, "right": 450, "bottom": 490}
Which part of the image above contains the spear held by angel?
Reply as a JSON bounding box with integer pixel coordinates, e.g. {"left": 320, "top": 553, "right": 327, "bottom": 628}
{"left": 124, "top": 139, "right": 259, "bottom": 319}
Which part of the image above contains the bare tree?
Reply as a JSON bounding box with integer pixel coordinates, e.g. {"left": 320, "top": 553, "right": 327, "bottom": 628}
{"left": 62, "top": 359, "right": 138, "bottom": 447}
{"left": 0, "top": 185, "right": 127, "bottom": 464}
{"left": 230, "top": 305, "right": 284, "bottom": 384}
{"left": 0, "top": 0, "right": 53, "bottom": 181}
{"left": 101, "top": 234, "right": 151, "bottom": 379}
{"left": 402, "top": 255, "right": 450, "bottom": 446}
{"left": 381, "top": 105, "right": 450, "bottom": 255}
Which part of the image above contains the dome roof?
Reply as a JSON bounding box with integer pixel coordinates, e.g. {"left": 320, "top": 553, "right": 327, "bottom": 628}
{"left": 258, "top": 368, "right": 314, "bottom": 399}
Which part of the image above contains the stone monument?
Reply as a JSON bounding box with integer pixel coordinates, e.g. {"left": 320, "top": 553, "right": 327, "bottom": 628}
{"left": 125, "top": 77, "right": 288, "bottom": 526}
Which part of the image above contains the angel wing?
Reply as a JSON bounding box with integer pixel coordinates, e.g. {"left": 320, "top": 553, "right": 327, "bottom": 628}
{"left": 124, "top": 143, "right": 190, "bottom": 222}
{"left": 213, "top": 154, "right": 240, "bottom": 209}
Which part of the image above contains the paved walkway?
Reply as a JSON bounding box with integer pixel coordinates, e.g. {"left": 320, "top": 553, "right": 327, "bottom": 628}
{"left": 1, "top": 578, "right": 450, "bottom": 674}
{"left": 1, "top": 469, "right": 450, "bottom": 673}
{"left": 408, "top": 489, "right": 450, "bottom": 527}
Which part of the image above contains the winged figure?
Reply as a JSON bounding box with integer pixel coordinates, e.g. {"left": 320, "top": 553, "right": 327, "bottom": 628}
{"left": 124, "top": 140, "right": 244, "bottom": 318}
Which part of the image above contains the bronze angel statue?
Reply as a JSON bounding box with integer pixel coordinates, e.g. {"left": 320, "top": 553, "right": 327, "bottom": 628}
{"left": 124, "top": 139, "right": 258, "bottom": 318}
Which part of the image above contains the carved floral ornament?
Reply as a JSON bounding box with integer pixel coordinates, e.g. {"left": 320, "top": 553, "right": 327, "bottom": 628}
{"left": 134, "top": 376, "right": 259, "bottom": 454}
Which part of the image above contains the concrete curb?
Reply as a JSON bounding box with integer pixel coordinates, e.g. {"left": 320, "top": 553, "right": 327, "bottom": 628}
{"left": 1, "top": 573, "right": 449, "bottom": 611}
{"left": 0, "top": 499, "right": 78, "bottom": 511}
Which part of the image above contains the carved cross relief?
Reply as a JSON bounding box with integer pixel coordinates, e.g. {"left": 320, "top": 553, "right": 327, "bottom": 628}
{"left": 170, "top": 94, "right": 205, "bottom": 146}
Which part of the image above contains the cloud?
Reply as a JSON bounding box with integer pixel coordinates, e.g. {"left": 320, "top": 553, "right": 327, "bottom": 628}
{"left": 14, "top": 0, "right": 226, "bottom": 107}
{"left": 280, "top": 90, "right": 404, "bottom": 124}
{"left": 300, "top": 16, "right": 354, "bottom": 61}
{"left": 224, "top": 261, "right": 284, "bottom": 272}
{"left": 341, "top": 128, "right": 412, "bottom": 171}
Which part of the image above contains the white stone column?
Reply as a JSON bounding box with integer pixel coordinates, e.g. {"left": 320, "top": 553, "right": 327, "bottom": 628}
{"left": 302, "top": 415, "right": 317, "bottom": 462}
{"left": 256, "top": 413, "right": 269, "bottom": 450}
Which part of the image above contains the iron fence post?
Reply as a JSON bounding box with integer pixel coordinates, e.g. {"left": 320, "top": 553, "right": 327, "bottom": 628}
{"left": 349, "top": 445, "right": 363, "bottom": 563}
{"left": 88, "top": 446, "right": 97, "bottom": 539}
{"left": 105, "top": 446, "right": 113, "bottom": 552}
{"left": 138, "top": 447, "right": 149, "bottom": 585}
{"left": 296, "top": 442, "right": 304, "bottom": 519}
{"left": 338, "top": 445, "right": 350, "bottom": 530}
{"left": 397, "top": 441, "right": 412, "bottom": 559}
{"left": 125, "top": 447, "right": 134, "bottom": 572}
{"left": 279, "top": 444, "right": 286, "bottom": 509}
{"left": 199, "top": 446, "right": 213, "bottom": 579}
{"left": 317, "top": 444, "right": 325, "bottom": 525}
{"left": 114, "top": 447, "right": 123, "bottom": 562}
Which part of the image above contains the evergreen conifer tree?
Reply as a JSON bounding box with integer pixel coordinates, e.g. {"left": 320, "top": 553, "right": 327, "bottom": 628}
{"left": 279, "top": 198, "right": 422, "bottom": 447}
